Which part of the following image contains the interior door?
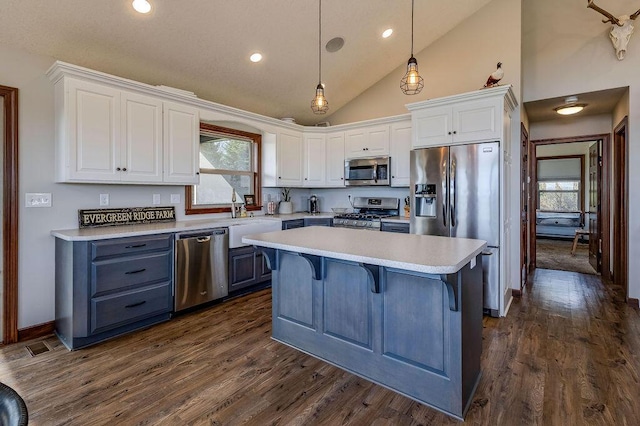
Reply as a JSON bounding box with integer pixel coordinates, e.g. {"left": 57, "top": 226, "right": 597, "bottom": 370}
{"left": 588, "top": 142, "right": 601, "bottom": 272}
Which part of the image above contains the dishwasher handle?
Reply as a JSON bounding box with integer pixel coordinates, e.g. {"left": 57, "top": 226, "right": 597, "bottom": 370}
{"left": 175, "top": 228, "right": 228, "bottom": 240}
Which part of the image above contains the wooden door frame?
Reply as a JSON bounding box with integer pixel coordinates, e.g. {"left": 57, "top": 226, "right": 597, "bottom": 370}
{"left": 519, "top": 123, "right": 529, "bottom": 293}
{"left": 528, "top": 133, "right": 611, "bottom": 281}
{"left": 0, "top": 84, "right": 19, "bottom": 344}
{"left": 613, "top": 117, "right": 629, "bottom": 300}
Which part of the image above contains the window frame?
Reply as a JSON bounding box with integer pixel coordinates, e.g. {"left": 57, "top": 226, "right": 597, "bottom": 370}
{"left": 536, "top": 154, "right": 585, "bottom": 213}
{"left": 185, "top": 123, "right": 262, "bottom": 215}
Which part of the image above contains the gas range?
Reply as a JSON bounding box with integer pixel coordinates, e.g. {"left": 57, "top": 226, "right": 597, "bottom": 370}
{"left": 333, "top": 197, "right": 399, "bottom": 230}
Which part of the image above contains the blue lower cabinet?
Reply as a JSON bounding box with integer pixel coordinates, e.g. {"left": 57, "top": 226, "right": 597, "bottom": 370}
{"left": 55, "top": 234, "right": 174, "bottom": 350}
{"left": 270, "top": 250, "right": 482, "bottom": 420}
{"left": 380, "top": 221, "right": 410, "bottom": 233}
{"left": 228, "top": 246, "right": 271, "bottom": 293}
{"left": 282, "top": 219, "right": 305, "bottom": 230}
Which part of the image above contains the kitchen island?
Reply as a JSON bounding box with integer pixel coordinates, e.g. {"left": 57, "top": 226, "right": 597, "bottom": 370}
{"left": 242, "top": 226, "right": 486, "bottom": 420}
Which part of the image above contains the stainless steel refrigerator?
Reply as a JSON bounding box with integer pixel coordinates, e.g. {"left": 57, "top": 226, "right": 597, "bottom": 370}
{"left": 410, "top": 141, "right": 500, "bottom": 316}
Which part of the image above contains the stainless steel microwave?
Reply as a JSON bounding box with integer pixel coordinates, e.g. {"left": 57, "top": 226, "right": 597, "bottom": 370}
{"left": 344, "top": 156, "right": 390, "bottom": 186}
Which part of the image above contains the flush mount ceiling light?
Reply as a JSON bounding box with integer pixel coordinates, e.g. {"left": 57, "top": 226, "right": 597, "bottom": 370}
{"left": 132, "top": 0, "right": 152, "bottom": 14}
{"left": 400, "top": 0, "right": 424, "bottom": 95}
{"left": 311, "top": 0, "right": 329, "bottom": 114}
{"left": 249, "top": 53, "right": 263, "bottom": 63}
{"left": 382, "top": 28, "right": 394, "bottom": 38}
{"left": 554, "top": 96, "right": 587, "bottom": 115}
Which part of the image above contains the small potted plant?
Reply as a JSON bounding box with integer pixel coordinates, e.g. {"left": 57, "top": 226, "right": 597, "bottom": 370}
{"left": 279, "top": 188, "right": 293, "bottom": 214}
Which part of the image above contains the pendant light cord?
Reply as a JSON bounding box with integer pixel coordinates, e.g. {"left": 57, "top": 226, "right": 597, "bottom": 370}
{"left": 318, "top": 0, "right": 322, "bottom": 84}
{"left": 411, "top": 0, "right": 414, "bottom": 56}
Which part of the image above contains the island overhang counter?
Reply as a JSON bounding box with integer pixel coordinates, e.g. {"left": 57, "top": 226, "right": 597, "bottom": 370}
{"left": 242, "top": 226, "right": 487, "bottom": 420}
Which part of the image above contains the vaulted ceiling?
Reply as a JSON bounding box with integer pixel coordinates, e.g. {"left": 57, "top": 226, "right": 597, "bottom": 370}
{"left": 0, "top": 0, "right": 493, "bottom": 125}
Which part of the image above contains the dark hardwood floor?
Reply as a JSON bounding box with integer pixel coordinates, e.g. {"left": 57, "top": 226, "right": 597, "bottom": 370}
{"left": 1, "top": 269, "right": 639, "bottom": 425}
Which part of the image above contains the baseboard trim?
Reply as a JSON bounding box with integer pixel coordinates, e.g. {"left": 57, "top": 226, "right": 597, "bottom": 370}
{"left": 18, "top": 321, "right": 55, "bottom": 342}
{"left": 628, "top": 298, "right": 639, "bottom": 309}
{"left": 512, "top": 289, "right": 522, "bottom": 298}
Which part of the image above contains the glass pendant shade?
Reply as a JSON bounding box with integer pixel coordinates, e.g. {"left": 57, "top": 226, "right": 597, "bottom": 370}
{"left": 311, "top": 84, "right": 329, "bottom": 114}
{"left": 400, "top": 0, "right": 423, "bottom": 95}
{"left": 400, "top": 56, "right": 424, "bottom": 95}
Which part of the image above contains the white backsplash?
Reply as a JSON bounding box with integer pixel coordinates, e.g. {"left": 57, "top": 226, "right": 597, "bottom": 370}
{"left": 262, "top": 186, "right": 410, "bottom": 214}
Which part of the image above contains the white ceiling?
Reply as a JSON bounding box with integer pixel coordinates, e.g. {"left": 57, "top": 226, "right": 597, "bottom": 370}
{"left": 0, "top": 0, "right": 493, "bottom": 125}
{"left": 524, "top": 87, "right": 628, "bottom": 123}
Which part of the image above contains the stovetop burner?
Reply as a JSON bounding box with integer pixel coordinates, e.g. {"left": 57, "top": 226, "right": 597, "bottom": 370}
{"left": 333, "top": 197, "right": 399, "bottom": 230}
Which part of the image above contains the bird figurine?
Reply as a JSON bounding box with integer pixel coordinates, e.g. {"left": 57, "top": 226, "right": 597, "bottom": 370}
{"left": 483, "top": 62, "right": 503, "bottom": 88}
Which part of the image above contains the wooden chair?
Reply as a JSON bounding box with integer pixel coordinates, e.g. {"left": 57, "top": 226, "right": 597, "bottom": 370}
{"left": 571, "top": 229, "right": 589, "bottom": 256}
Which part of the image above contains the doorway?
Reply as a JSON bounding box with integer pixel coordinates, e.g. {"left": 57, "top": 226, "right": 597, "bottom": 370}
{"left": 1, "top": 84, "right": 19, "bottom": 345}
{"left": 528, "top": 134, "right": 611, "bottom": 281}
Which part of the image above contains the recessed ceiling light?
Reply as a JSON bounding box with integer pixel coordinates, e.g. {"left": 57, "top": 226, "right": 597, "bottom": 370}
{"left": 250, "top": 53, "right": 263, "bottom": 63}
{"left": 382, "top": 29, "right": 393, "bottom": 38}
{"left": 132, "top": 0, "right": 152, "bottom": 14}
{"left": 554, "top": 96, "right": 587, "bottom": 115}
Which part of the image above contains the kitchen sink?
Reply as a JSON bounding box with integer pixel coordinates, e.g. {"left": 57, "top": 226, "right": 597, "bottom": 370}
{"left": 228, "top": 220, "right": 281, "bottom": 248}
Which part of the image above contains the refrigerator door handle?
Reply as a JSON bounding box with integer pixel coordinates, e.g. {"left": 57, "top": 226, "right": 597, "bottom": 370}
{"left": 450, "top": 157, "right": 456, "bottom": 227}
{"left": 442, "top": 162, "right": 447, "bottom": 227}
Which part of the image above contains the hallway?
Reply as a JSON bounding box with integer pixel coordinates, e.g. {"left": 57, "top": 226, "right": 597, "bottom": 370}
{"left": 0, "top": 270, "right": 638, "bottom": 425}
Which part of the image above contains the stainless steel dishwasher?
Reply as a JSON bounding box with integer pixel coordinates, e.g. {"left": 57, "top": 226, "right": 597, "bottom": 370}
{"left": 174, "top": 228, "right": 229, "bottom": 312}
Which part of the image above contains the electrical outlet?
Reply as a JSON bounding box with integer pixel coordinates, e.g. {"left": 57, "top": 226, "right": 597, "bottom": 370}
{"left": 99, "top": 193, "right": 109, "bottom": 206}
{"left": 25, "top": 193, "right": 52, "bottom": 208}
{"left": 170, "top": 194, "right": 180, "bottom": 204}
{"left": 152, "top": 194, "right": 161, "bottom": 205}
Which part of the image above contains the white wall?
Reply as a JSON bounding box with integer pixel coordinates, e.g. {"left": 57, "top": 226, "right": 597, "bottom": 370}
{"left": 529, "top": 114, "right": 612, "bottom": 141}
{"left": 524, "top": 0, "right": 640, "bottom": 299}
{"left": 327, "top": 0, "right": 521, "bottom": 126}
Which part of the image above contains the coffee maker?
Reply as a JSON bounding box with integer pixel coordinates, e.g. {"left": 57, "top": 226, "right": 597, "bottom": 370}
{"left": 308, "top": 194, "right": 320, "bottom": 214}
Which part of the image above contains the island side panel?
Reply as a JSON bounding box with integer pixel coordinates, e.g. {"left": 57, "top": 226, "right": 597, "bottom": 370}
{"left": 460, "top": 253, "right": 483, "bottom": 412}
{"left": 271, "top": 250, "right": 482, "bottom": 419}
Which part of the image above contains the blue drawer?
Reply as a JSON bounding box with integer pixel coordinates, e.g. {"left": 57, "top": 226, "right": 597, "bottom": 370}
{"left": 91, "top": 251, "right": 172, "bottom": 296}
{"left": 91, "top": 234, "right": 172, "bottom": 260}
{"left": 90, "top": 282, "right": 172, "bottom": 334}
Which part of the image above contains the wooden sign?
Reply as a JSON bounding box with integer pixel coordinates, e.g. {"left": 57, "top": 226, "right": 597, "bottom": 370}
{"left": 78, "top": 206, "right": 176, "bottom": 228}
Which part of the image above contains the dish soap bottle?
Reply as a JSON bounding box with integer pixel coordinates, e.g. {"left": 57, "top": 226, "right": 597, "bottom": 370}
{"left": 240, "top": 204, "right": 247, "bottom": 217}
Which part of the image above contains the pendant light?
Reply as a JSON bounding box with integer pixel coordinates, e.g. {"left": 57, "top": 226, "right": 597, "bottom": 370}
{"left": 311, "top": 0, "right": 329, "bottom": 114}
{"left": 400, "top": 0, "right": 424, "bottom": 95}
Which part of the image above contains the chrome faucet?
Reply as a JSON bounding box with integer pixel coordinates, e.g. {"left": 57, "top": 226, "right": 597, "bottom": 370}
{"left": 231, "top": 191, "right": 237, "bottom": 218}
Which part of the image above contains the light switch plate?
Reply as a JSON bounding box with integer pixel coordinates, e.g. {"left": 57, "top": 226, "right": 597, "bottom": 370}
{"left": 152, "top": 194, "right": 161, "bottom": 205}
{"left": 25, "top": 193, "right": 52, "bottom": 208}
{"left": 99, "top": 194, "right": 109, "bottom": 206}
{"left": 170, "top": 194, "right": 180, "bottom": 204}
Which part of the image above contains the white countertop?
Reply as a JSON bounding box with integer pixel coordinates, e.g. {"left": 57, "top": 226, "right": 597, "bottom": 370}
{"left": 50, "top": 213, "right": 336, "bottom": 241}
{"left": 243, "top": 226, "right": 486, "bottom": 274}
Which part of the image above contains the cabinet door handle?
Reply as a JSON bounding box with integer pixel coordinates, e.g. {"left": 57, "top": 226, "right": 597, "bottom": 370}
{"left": 116, "top": 167, "right": 121, "bottom": 171}
{"left": 125, "top": 244, "right": 147, "bottom": 248}
{"left": 448, "top": 132, "right": 452, "bottom": 135}
{"left": 125, "top": 268, "right": 146, "bottom": 275}
{"left": 125, "top": 301, "right": 146, "bottom": 308}
{"left": 452, "top": 131, "right": 457, "bottom": 135}
{"left": 122, "top": 167, "right": 127, "bottom": 171}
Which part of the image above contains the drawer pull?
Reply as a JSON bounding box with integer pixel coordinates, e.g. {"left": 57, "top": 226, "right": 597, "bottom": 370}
{"left": 125, "top": 243, "right": 147, "bottom": 249}
{"left": 125, "top": 268, "right": 147, "bottom": 275}
{"left": 125, "top": 301, "right": 146, "bottom": 308}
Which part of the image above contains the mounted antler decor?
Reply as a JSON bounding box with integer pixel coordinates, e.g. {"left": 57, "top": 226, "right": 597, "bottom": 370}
{"left": 587, "top": 0, "right": 640, "bottom": 60}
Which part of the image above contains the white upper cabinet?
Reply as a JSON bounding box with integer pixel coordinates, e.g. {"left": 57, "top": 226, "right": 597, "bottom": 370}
{"left": 390, "top": 120, "right": 412, "bottom": 187}
{"left": 51, "top": 73, "right": 199, "bottom": 185}
{"left": 61, "top": 79, "right": 121, "bottom": 182}
{"left": 121, "top": 91, "right": 163, "bottom": 183}
{"left": 277, "top": 130, "right": 303, "bottom": 186}
{"left": 344, "top": 124, "right": 390, "bottom": 158}
{"left": 163, "top": 101, "right": 199, "bottom": 184}
{"left": 410, "top": 90, "right": 506, "bottom": 148}
{"left": 325, "top": 131, "right": 345, "bottom": 187}
{"left": 303, "top": 134, "right": 326, "bottom": 187}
